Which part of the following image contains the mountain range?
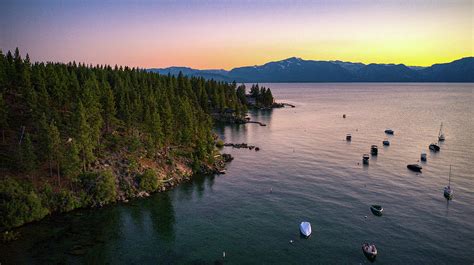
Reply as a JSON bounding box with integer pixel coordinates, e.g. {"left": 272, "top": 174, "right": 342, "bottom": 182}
{"left": 148, "top": 57, "right": 474, "bottom": 82}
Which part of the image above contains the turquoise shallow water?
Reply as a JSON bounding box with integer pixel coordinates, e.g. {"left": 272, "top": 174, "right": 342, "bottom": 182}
{"left": 1, "top": 83, "right": 473, "bottom": 264}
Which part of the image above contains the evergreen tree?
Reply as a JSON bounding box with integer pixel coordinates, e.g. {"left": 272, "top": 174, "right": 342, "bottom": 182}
{"left": 236, "top": 84, "right": 247, "bottom": 105}
{"left": 62, "top": 141, "right": 81, "bottom": 181}
{"left": 44, "top": 120, "right": 62, "bottom": 185}
{"left": 102, "top": 81, "right": 116, "bottom": 133}
{"left": 19, "top": 132, "right": 37, "bottom": 173}
{"left": 75, "top": 102, "right": 94, "bottom": 172}
{"left": 0, "top": 93, "right": 7, "bottom": 143}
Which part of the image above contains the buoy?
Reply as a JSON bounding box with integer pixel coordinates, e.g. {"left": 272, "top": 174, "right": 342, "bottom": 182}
{"left": 290, "top": 240, "right": 294, "bottom": 244}
{"left": 223, "top": 251, "right": 226, "bottom": 258}
{"left": 270, "top": 188, "right": 273, "bottom": 193}
{"left": 364, "top": 216, "right": 368, "bottom": 218}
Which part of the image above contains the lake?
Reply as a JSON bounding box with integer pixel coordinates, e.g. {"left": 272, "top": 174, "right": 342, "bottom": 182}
{"left": 2, "top": 83, "right": 473, "bottom": 264}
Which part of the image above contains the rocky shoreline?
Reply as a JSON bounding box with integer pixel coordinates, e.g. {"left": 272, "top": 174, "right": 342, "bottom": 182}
{"left": 224, "top": 143, "right": 260, "bottom": 151}
{"left": 0, "top": 151, "right": 234, "bottom": 237}
{"left": 97, "top": 152, "right": 235, "bottom": 203}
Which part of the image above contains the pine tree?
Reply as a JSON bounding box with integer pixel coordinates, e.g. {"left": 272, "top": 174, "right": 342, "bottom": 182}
{"left": 75, "top": 101, "right": 94, "bottom": 172}
{"left": 0, "top": 50, "right": 6, "bottom": 92}
{"left": 20, "top": 132, "right": 37, "bottom": 173}
{"left": 49, "top": 121, "right": 62, "bottom": 186}
{"left": 0, "top": 93, "right": 7, "bottom": 143}
{"left": 62, "top": 141, "right": 81, "bottom": 181}
{"left": 102, "top": 81, "right": 116, "bottom": 133}
{"left": 236, "top": 84, "right": 247, "bottom": 105}
{"left": 82, "top": 75, "right": 103, "bottom": 146}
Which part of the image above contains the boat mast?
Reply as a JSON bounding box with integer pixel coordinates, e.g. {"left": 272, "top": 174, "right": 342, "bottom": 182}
{"left": 439, "top": 123, "right": 443, "bottom": 137}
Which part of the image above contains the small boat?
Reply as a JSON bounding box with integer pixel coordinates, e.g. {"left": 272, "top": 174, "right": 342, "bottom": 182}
{"left": 429, "top": 143, "right": 440, "bottom": 152}
{"left": 384, "top": 129, "right": 394, "bottom": 135}
{"left": 218, "top": 169, "right": 226, "bottom": 174}
{"left": 343, "top": 114, "right": 346, "bottom": 118}
{"left": 420, "top": 153, "right": 427, "bottom": 162}
{"left": 346, "top": 134, "right": 352, "bottom": 141}
{"left": 362, "top": 243, "right": 377, "bottom": 261}
{"left": 362, "top": 154, "right": 370, "bottom": 165}
{"left": 371, "top": 145, "right": 378, "bottom": 155}
{"left": 438, "top": 122, "right": 445, "bottom": 141}
{"left": 407, "top": 164, "right": 422, "bottom": 172}
{"left": 382, "top": 140, "right": 390, "bottom": 146}
{"left": 370, "top": 205, "right": 383, "bottom": 216}
{"left": 444, "top": 165, "right": 454, "bottom": 200}
{"left": 299, "top": 221, "right": 312, "bottom": 237}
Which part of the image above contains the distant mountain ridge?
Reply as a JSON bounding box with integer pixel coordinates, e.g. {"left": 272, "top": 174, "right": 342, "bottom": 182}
{"left": 148, "top": 57, "right": 474, "bottom": 82}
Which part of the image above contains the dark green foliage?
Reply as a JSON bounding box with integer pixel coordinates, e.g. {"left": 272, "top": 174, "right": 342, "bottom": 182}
{"left": 62, "top": 141, "right": 81, "bottom": 180}
{"left": 216, "top": 139, "right": 224, "bottom": 148}
{"left": 0, "top": 48, "right": 248, "bottom": 170}
{"left": 19, "top": 133, "right": 37, "bottom": 173}
{"left": 138, "top": 169, "right": 159, "bottom": 192}
{"left": 236, "top": 84, "right": 247, "bottom": 105}
{"left": 249, "top": 84, "right": 274, "bottom": 107}
{"left": 55, "top": 189, "right": 82, "bottom": 213}
{"left": 0, "top": 93, "right": 7, "bottom": 143}
{"left": 0, "top": 178, "right": 49, "bottom": 229}
{"left": 78, "top": 171, "right": 116, "bottom": 207}
{"left": 40, "top": 185, "right": 82, "bottom": 214}
{"left": 0, "top": 48, "right": 255, "bottom": 227}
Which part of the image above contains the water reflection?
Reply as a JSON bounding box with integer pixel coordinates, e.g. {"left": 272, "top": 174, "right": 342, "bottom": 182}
{"left": 177, "top": 173, "right": 217, "bottom": 199}
{"left": 149, "top": 193, "right": 175, "bottom": 243}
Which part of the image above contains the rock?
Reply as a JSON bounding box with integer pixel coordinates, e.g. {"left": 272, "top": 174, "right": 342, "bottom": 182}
{"left": 137, "top": 191, "right": 150, "bottom": 198}
{"left": 222, "top": 153, "right": 234, "bottom": 162}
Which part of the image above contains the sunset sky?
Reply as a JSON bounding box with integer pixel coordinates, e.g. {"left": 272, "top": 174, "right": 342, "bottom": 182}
{"left": 1, "top": 0, "right": 473, "bottom": 69}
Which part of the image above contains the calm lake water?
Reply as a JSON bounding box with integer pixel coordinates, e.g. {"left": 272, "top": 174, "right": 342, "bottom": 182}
{"left": 2, "top": 83, "right": 474, "bottom": 264}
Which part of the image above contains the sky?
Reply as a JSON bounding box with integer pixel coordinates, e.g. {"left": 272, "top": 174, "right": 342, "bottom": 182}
{"left": 1, "top": 0, "right": 473, "bottom": 69}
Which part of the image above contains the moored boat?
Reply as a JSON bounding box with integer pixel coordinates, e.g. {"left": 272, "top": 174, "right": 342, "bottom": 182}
{"left": 362, "top": 154, "right": 370, "bottom": 165}
{"left": 371, "top": 145, "right": 378, "bottom": 155}
{"left": 384, "top": 129, "right": 394, "bottom": 135}
{"left": 429, "top": 143, "right": 440, "bottom": 152}
{"left": 362, "top": 243, "right": 377, "bottom": 261}
{"left": 407, "top": 164, "right": 422, "bottom": 172}
{"left": 420, "top": 153, "right": 427, "bottom": 162}
{"left": 444, "top": 165, "right": 454, "bottom": 200}
{"left": 370, "top": 205, "right": 383, "bottom": 216}
{"left": 346, "top": 134, "right": 352, "bottom": 141}
{"left": 382, "top": 140, "right": 390, "bottom": 146}
{"left": 299, "top": 221, "right": 312, "bottom": 237}
{"left": 438, "top": 122, "right": 445, "bottom": 141}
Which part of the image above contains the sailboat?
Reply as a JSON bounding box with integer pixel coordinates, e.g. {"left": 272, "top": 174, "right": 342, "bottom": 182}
{"left": 438, "top": 123, "right": 445, "bottom": 141}
{"left": 444, "top": 165, "right": 453, "bottom": 200}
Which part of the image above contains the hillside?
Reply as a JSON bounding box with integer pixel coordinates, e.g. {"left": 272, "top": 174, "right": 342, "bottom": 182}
{"left": 152, "top": 57, "right": 474, "bottom": 82}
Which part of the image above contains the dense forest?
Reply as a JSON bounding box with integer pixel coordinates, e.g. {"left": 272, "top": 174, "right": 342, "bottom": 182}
{"left": 0, "top": 48, "right": 274, "bottom": 230}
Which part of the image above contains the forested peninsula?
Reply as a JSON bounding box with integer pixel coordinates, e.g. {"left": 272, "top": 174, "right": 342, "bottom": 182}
{"left": 0, "top": 49, "right": 276, "bottom": 232}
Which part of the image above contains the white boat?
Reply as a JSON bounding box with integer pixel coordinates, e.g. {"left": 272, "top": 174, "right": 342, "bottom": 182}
{"left": 362, "top": 243, "right": 378, "bottom": 260}
{"left": 299, "top": 221, "right": 312, "bottom": 237}
{"left": 438, "top": 122, "right": 445, "bottom": 141}
{"left": 444, "top": 165, "right": 454, "bottom": 200}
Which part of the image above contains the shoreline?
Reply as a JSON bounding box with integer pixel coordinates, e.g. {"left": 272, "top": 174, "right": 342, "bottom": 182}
{"left": 0, "top": 151, "right": 233, "bottom": 236}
